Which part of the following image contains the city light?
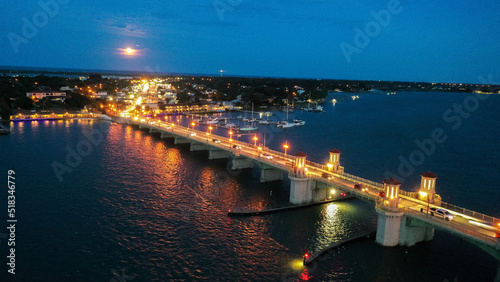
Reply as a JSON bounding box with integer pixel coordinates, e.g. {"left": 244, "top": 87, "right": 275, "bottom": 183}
{"left": 283, "top": 141, "right": 289, "bottom": 155}
{"left": 253, "top": 135, "right": 258, "bottom": 146}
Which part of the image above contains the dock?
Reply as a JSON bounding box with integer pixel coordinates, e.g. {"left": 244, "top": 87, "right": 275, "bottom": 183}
{"left": 227, "top": 197, "right": 354, "bottom": 216}
{"left": 304, "top": 231, "right": 376, "bottom": 265}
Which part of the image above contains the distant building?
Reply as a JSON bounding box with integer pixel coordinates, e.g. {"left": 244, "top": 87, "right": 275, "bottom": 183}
{"left": 27, "top": 91, "right": 66, "bottom": 102}
{"left": 91, "top": 91, "right": 108, "bottom": 99}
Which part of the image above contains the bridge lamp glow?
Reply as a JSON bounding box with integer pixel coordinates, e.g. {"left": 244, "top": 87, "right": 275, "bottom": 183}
{"left": 327, "top": 163, "right": 333, "bottom": 169}
{"left": 418, "top": 191, "right": 428, "bottom": 197}
{"left": 283, "top": 142, "right": 289, "bottom": 155}
{"left": 253, "top": 135, "right": 258, "bottom": 146}
{"left": 330, "top": 189, "right": 335, "bottom": 194}
{"left": 258, "top": 146, "right": 262, "bottom": 151}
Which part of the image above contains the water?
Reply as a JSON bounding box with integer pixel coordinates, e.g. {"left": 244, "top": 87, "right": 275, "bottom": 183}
{"left": 1, "top": 91, "right": 499, "bottom": 281}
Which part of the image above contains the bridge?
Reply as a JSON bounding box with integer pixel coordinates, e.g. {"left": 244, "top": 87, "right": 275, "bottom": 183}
{"left": 127, "top": 117, "right": 500, "bottom": 261}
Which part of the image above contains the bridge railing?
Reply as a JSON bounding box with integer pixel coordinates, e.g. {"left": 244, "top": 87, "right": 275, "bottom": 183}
{"left": 334, "top": 171, "right": 384, "bottom": 191}
{"left": 399, "top": 190, "right": 418, "bottom": 199}
{"left": 402, "top": 206, "right": 499, "bottom": 246}
{"left": 440, "top": 202, "right": 500, "bottom": 226}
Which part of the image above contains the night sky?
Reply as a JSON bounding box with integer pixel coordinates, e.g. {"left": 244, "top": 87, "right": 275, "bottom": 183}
{"left": 2, "top": 0, "right": 499, "bottom": 83}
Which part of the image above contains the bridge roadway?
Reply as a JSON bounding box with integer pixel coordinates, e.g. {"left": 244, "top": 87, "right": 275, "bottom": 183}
{"left": 130, "top": 118, "right": 500, "bottom": 254}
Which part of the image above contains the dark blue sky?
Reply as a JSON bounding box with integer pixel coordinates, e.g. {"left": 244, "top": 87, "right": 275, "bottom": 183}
{"left": 2, "top": 0, "right": 499, "bottom": 83}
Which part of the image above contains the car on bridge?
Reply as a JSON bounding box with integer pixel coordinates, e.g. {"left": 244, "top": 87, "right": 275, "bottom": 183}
{"left": 189, "top": 132, "right": 196, "bottom": 136}
{"left": 427, "top": 208, "right": 455, "bottom": 221}
{"left": 354, "top": 184, "right": 367, "bottom": 192}
{"left": 212, "top": 139, "right": 221, "bottom": 143}
{"left": 232, "top": 145, "right": 241, "bottom": 150}
{"left": 261, "top": 153, "right": 273, "bottom": 159}
{"left": 321, "top": 173, "right": 333, "bottom": 180}
{"left": 469, "top": 220, "right": 500, "bottom": 233}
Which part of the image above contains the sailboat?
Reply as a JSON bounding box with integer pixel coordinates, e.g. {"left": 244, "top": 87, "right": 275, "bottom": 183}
{"left": 304, "top": 92, "right": 324, "bottom": 112}
{"left": 258, "top": 112, "right": 272, "bottom": 125}
{"left": 240, "top": 103, "right": 258, "bottom": 131}
{"left": 276, "top": 101, "right": 295, "bottom": 128}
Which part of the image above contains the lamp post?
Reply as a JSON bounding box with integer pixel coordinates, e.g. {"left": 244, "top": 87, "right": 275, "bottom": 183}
{"left": 191, "top": 122, "right": 195, "bottom": 131}
{"left": 253, "top": 135, "right": 258, "bottom": 146}
{"left": 283, "top": 141, "right": 289, "bottom": 155}
{"left": 229, "top": 130, "right": 233, "bottom": 142}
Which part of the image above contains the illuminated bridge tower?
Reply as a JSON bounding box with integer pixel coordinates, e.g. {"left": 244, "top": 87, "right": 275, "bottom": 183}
{"left": 327, "top": 149, "right": 343, "bottom": 173}
{"left": 376, "top": 178, "right": 404, "bottom": 246}
{"left": 418, "top": 171, "right": 438, "bottom": 204}
{"left": 376, "top": 178, "right": 434, "bottom": 247}
{"left": 289, "top": 152, "right": 313, "bottom": 204}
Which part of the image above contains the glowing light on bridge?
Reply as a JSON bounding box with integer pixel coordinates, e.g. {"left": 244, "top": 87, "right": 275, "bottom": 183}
{"left": 253, "top": 135, "right": 258, "bottom": 146}
{"left": 283, "top": 141, "right": 289, "bottom": 155}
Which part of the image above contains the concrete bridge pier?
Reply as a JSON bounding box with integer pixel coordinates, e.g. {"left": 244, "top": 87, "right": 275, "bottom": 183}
{"left": 190, "top": 142, "right": 206, "bottom": 151}
{"left": 312, "top": 181, "right": 333, "bottom": 202}
{"left": 174, "top": 136, "right": 190, "bottom": 144}
{"left": 375, "top": 208, "right": 405, "bottom": 246}
{"left": 289, "top": 152, "right": 313, "bottom": 204}
{"left": 289, "top": 174, "right": 313, "bottom": 204}
{"left": 398, "top": 217, "right": 434, "bottom": 246}
{"left": 209, "top": 149, "right": 230, "bottom": 160}
{"left": 161, "top": 132, "right": 173, "bottom": 139}
{"left": 231, "top": 157, "right": 254, "bottom": 170}
{"left": 260, "top": 168, "right": 283, "bottom": 183}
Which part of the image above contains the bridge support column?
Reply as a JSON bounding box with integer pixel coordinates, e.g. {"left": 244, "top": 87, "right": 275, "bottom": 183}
{"left": 161, "top": 132, "right": 173, "bottom": 139}
{"left": 289, "top": 175, "right": 313, "bottom": 204}
{"left": 375, "top": 208, "right": 404, "bottom": 246}
{"left": 260, "top": 168, "right": 283, "bottom": 183}
{"left": 190, "top": 142, "right": 206, "bottom": 151}
{"left": 174, "top": 137, "right": 190, "bottom": 144}
{"left": 231, "top": 157, "right": 253, "bottom": 170}
{"left": 209, "top": 149, "right": 229, "bottom": 160}
{"left": 398, "top": 217, "right": 434, "bottom": 247}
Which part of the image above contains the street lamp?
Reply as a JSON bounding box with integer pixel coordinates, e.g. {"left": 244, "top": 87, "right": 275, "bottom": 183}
{"left": 208, "top": 126, "right": 213, "bottom": 135}
{"left": 191, "top": 122, "right": 195, "bottom": 131}
{"left": 283, "top": 141, "right": 289, "bottom": 155}
{"left": 229, "top": 130, "right": 233, "bottom": 142}
{"left": 253, "top": 135, "right": 258, "bottom": 146}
